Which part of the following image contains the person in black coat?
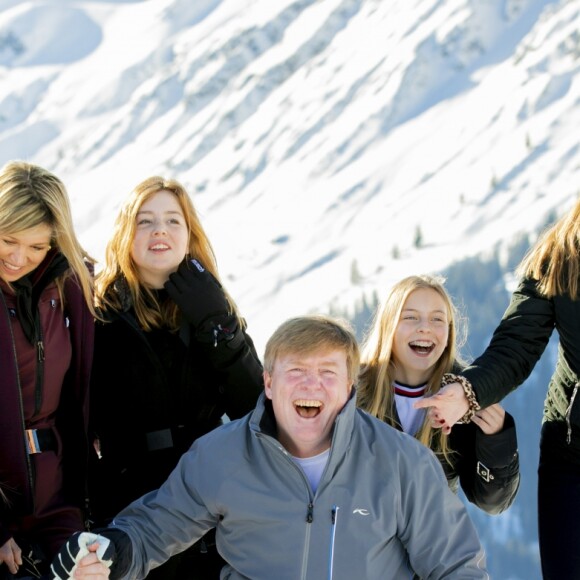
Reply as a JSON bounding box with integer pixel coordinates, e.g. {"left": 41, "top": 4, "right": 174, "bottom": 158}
{"left": 88, "top": 176, "right": 263, "bottom": 580}
{"left": 357, "top": 274, "right": 519, "bottom": 515}
{"left": 416, "top": 197, "right": 580, "bottom": 579}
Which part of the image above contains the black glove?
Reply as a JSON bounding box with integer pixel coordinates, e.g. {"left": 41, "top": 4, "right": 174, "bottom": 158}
{"left": 49, "top": 532, "right": 114, "bottom": 579}
{"left": 165, "top": 259, "right": 229, "bottom": 328}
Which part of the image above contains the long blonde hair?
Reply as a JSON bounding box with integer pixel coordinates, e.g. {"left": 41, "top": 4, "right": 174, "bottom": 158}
{"left": 0, "top": 160, "right": 95, "bottom": 314}
{"left": 95, "top": 176, "right": 241, "bottom": 331}
{"left": 518, "top": 197, "right": 580, "bottom": 298}
{"left": 358, "top": 275, "right": 466, "bottom": 461}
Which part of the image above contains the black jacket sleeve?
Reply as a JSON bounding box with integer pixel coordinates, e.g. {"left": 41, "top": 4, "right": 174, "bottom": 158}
{"left": 462, "top": 277, "right": 555, "bottom": 408}
{"left": 448, "top": 413, "right": 520, "bottom": 515}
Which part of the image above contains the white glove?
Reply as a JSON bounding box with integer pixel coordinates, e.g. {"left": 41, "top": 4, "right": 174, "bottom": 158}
{"left": 50, "top": 532, "right": 114, "bottom": 579}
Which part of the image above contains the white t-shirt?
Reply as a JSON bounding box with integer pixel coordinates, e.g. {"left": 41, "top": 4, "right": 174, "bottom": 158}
{"left": 292, "top": 449, "right": 330, "bottom": 494}
{"left": 393, "top": 381, "right": 427, "bottom": 436}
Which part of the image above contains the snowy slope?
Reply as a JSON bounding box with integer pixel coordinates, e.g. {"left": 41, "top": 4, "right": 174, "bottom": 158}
{"left": 1, "top": 0, "right": 578, "bottom": 354}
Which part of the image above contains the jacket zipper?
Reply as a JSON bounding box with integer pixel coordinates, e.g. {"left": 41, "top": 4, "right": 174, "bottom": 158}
{"left": 1, "top": 291, "right": 35, "bottom": 509}
{"left": 566, "top": 382, "right": 580, "bottom": 444}
{"left": 257, "top": 433, "right": 317, "bottom": 580}
{"left": 298, "top": 501, "right": 313, "bottom": 579}
{"left": 327, "top": 505, "right": 339, "bottom": 580}
{"left": 262, "top": 420, "right": 344, "bottom": 579}
{"left": 34, "top": 331, "right": 45, "bottom": 417}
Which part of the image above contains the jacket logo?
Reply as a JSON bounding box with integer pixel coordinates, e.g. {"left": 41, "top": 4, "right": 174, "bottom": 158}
{"left": 191, "top": 259, "right": 205, "bottom": 272}
{"left": 353, "top": 508, "right": 370, "bottom": 516}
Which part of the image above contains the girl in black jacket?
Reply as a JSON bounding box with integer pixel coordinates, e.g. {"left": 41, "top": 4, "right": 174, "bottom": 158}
{"left": 357, "top": 274, "right": 519, "bottom": 515}
{"left": 416, "top": 198, "right": 580, "bottom": 579}
{"left": 88, "top": 176, "right": 263, "bottom": 580}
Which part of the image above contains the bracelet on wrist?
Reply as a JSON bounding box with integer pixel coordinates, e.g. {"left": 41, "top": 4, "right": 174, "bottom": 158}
{"left": 441, "top": 373, "right": 480, "bottom": 423}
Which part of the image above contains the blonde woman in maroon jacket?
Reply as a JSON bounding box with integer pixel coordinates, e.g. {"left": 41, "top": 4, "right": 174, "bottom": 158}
{"left": 0, "top": 161, "right": 95, "bottom": 579}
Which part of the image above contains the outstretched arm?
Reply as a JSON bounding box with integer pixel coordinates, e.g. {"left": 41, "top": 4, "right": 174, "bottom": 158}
{"left": 452, "top": 277, "right": 555, "bottom": 408}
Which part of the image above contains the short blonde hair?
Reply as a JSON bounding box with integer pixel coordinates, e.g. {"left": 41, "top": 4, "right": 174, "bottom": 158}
{"left": 264, "top": 315, "right": 360, "bottom": 383}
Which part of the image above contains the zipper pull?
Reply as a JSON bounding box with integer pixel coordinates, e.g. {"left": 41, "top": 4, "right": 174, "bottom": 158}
{"left": 37, "top": 340, "right": 45, "bottom": 362}
{"left": 566, "top": 382, "right": 580, "bottom": 444}
{"left": 306, "top": 502, "right": 314, "bottom": 523}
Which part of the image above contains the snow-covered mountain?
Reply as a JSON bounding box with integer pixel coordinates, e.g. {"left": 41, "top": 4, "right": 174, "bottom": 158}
{"left": 1, "top": 0, "right": 578, "bottom": 351}
{"left": 1, "top": 0, "right": 578, "bottom": 577}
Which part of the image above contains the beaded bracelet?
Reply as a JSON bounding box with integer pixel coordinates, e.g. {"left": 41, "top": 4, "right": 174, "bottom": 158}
{"left": 441, "top": 373, "right": 481, "bottom": 424}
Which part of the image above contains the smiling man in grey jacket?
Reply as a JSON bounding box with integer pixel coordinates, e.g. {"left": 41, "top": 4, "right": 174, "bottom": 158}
{"left": 51, "top": 315, "right": 488, "bottom": 580}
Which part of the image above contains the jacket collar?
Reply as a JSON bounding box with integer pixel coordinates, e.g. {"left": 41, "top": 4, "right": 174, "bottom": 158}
{"left": 249, "top": 389, "right": 357, "bottom": 461}
{"left": 10, "top": 249, "right": 69, "bottom": 343}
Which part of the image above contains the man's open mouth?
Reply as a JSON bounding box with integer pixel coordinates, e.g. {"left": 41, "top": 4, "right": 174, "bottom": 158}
{"left": 294, "top": 399, "right": 322, "bottom": 418}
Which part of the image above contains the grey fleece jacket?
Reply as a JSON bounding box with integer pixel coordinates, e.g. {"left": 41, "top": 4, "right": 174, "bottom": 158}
{"left": 111, "top": 391, "right": 488, "bottom": 579}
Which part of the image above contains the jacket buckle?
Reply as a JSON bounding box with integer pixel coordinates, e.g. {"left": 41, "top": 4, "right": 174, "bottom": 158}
{"left": 476, "top": 461, "right": 494, "bottom": 483}
{"left": 25, "top": 429, "right": 40, "bottom": 454}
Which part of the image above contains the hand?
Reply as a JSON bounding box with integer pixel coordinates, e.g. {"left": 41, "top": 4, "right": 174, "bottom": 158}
{"left": 50, "top": 532, "right": 114, "bottom": 580}
{"left": 164, "top": 259, "right": 229, "bottom": 327}
{"left": 471, "top": 403, "right": 505, "bottom": 435}
{"left": 69, "top": 543, "right": 110, "bottom": 579}
{"left": 414, "top": 383, "right": 469, "bottom": 434}
{"left": 0, "top": 537, "right": 22, "bottom": 575}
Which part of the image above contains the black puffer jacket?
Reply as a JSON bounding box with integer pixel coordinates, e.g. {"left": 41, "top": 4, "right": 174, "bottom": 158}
{"left": 88, "top": 281, "right": 263, "bottom": 523}
{"left": 462, "top": 276, "right": 580, "bottom": 441}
